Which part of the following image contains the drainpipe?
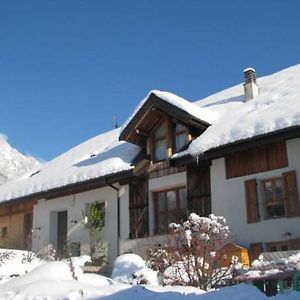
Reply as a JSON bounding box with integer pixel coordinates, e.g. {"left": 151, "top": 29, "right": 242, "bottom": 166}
{"left": 107, "top": 183, "right": 121, "bottom": 256}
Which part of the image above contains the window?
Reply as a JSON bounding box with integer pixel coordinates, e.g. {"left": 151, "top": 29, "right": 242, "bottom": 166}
{"left": 84, "top": 202, "right": 105, "bottom": 227}
{"left": 0, "top": 227, "right": 8, "bottom": 247}
{"left": 154, "top": 187, "right": 187, "bottom": 234}
{"left": 0, "top": 227, "right": 7, "bottom": 239}
{"left": 172, "top": 122, "right": 188, "bottom": 152}
{"left": 262, "top": 177, "right": 285, "bottom": 218}
{"left": 267, "top": 241, "right": 290, "bottom": 252}
{"left": 244, "top": 171, "right": 299, "bottom": 223}
{"left": 152, "top": 118, "right": 188, "bottom": 162}
{"left": 153, "top": 121, "right": 167, "bottom": 161}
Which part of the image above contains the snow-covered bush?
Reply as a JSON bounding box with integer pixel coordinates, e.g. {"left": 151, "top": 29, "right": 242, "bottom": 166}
{"left": 112, "top": 253, "right": 159, "bottom": 285}
{"left": 148, "top": 213, "right": 236, "bottom": 290}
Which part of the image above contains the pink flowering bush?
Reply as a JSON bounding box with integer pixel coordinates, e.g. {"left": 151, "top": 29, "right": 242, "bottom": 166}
{"left": 148, "top": 213, "right": 235, "bottom": 290}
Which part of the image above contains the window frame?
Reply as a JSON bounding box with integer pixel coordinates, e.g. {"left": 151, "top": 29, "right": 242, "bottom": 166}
{"left": 261, "top": 176, "right": 286, "bottom": 219}
{"left": 0, "top": 227, "right": 7, "bottom": 239}
{"left": 172, "top": 121, "right": 189, "bottom": 153}
{"left": 84, "top": 201, "right": 106, "bottom": 226}
{"left": 266, "top": 241, "right": 291, "bottom": 252}
{"left": 151, "top": 117, "right": 188, "bottom": 163}
{"left": 152, "top": 120, "right": 168, "bottom": 162}
{"left": 153, "top": 186, "right": 187, "bottom": 234}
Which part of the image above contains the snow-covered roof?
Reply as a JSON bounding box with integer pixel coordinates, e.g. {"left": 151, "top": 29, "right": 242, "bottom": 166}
{"left": 1, "top": 64, "right": 300, "bottom": 202}
{"left": 121, "top": 90, "right": 216, "bottom": 133}
{"left": 178, "top": 64, "right": 300, "bottom": 158}
{"left": 0, "top": 128, "right": 140, "bottom": 202}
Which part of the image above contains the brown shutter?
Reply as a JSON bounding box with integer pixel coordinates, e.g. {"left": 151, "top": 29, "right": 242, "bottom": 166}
{"left": 244, "top": 179, "right": 260, "bottom": 223}
{"left": 282, "top": 171, "right": 300, "bottom": 217}
{"left": 129, "top": 177, "right": 149, "bottom": 239}
{"left": 186, "top": 164, "right": 211, "bottom": 217}
{"left": 249, "top": 242, "right": 263, "bottom": 262}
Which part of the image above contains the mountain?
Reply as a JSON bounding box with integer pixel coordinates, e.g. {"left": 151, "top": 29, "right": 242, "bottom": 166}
{"left": 0, "top": 137, "right": 40, "bottom": 185}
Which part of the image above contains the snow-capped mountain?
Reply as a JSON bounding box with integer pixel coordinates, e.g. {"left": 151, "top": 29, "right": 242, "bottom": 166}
{"left": 0, "top": 136, "right": 40, "bottom": 185}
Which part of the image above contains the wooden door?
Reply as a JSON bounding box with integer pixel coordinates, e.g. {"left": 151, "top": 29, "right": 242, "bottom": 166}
{"left": 57, "top": 211, "right": 68, "bottom": 258}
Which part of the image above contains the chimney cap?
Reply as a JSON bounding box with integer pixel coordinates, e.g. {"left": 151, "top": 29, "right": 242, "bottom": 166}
{"left": 243, "top": 67, "right": 256, "bottom": 73}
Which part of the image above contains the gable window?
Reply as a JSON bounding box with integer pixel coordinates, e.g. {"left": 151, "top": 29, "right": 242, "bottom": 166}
{"left": 153, "top": 121, "right": 167, "bottom": 161}
{"left": 172, "top": 122, "right": 188, "bottom": 152}
{"left": 154, "top": 187, "right": 187, "bottom": 234}
{"left": 262, "top": 177, "right": 285, "bottom": 218}
{"left": 151, "top": 118, "right": 188, "bottom": 162}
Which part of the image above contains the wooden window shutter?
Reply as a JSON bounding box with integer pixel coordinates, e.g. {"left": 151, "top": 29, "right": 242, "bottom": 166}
{"left": 249, "top": 242, "right": 263, "bottom": 262}
{"left": 244, "top": 179, "right": 260, "bottom": 223}
{"left": 129, "top": 177, "right": 149, "bottom": 239}
{"left": 282, "top": 171, "right": 300, "bottom": 217}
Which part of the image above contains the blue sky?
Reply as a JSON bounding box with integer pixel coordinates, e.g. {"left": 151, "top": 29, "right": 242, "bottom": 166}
{"left": 1, "top": 0, "right": 300, "bottom": 161}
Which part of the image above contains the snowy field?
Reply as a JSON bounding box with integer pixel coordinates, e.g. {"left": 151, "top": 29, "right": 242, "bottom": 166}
{"left": 0, "top": 250, "right": 299, "bottom": 300}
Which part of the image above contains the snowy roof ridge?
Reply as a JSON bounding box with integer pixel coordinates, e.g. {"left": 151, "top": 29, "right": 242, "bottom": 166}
{"left": 120, "top": 90, "right": 216, "bottom": 134}
{"left": 0, "top": 128, "right": 140, "bottom": 202}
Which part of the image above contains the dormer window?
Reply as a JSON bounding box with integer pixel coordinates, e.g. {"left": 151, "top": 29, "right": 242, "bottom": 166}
{"left": 153, "top": 121, "right": 167, "bottom": 161}
{"left": 151, "top": 118, "right": 189, "bottom": 162}
{"left": 173, "top": 122, "right": 188, "bottom": 152}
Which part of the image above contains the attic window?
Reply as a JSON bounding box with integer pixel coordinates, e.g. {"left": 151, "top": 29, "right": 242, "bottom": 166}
{"left": 172, "top": 122, "right": 188, "bottom": 152}
{"left": 30, "top": 170, "right": 40, "bottom": 177}
{"left": 153, "top": 121, "right": 167, "bottom": 162}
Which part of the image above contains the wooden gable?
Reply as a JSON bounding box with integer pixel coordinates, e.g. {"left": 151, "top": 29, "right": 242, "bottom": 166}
{"left": 119, "top": 93, "right": 210, "bottom": 146}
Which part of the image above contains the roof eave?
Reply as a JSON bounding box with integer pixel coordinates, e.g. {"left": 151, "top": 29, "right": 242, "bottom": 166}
{"left": 0, "top": 169, "right": 133, "bottom": 206}
{"left": 172, "top": 125, "right": 300, "bottom": 165}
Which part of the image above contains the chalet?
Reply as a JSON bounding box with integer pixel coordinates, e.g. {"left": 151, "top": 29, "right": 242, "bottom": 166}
{"left": 0, "top": 64, "right": 299, "bottom": 271}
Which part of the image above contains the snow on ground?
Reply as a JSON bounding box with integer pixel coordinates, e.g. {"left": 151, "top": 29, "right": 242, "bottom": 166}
{"left": 0, "top": 249, "right": 44, "bottom": 284}
{"left": 0, "top": 250, "right": 299, "bottom": 299}
{"left": 111, "top": 253, "right": 159, "bottom": 285}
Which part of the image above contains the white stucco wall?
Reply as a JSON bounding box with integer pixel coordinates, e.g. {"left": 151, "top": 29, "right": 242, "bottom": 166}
{"left": 211, "top": 138, "right": 300, "bottom": 249}
{"left": 32, "top": 184, "right": 129, "bottom": 269}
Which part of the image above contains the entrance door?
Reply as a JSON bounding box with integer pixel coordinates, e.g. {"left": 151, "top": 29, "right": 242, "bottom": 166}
{"left": 57, "top": 211, "right": 68, "bottom": 258}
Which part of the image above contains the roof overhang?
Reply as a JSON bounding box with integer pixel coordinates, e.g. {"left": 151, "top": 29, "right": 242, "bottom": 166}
{"left": 172, "top": 125, "right": 300, "bottom": 166}
{"left": 0, "top": 169, "right": 133, "bottom": 206}
{"left": 119, "top": 93, "right": 211, "bottom": 146}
